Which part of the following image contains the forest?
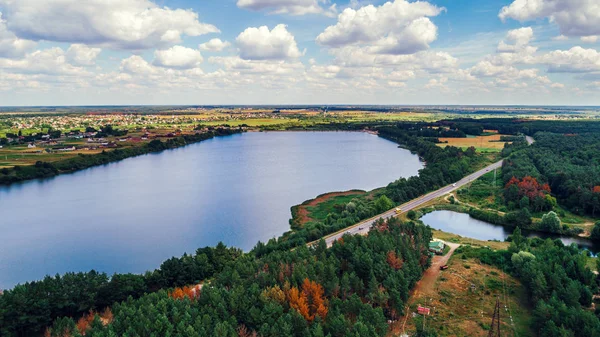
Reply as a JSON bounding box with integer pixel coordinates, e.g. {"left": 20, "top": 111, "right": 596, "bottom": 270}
{"left": 461, "top": 228, "right": 600, "bottom": 337}
{"left": 502, "top": 132, "right": 600, "bottom": 217}
{"left": 0, "top": 244, "right": 242, "bottom": 336}
{"left": 2, "top": 219, "right": 432, "bottom": 337}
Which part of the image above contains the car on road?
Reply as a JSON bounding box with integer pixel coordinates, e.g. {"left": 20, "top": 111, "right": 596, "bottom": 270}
{"left": 358, "top": 227, "right": 364, "bottom": 230}
{"left": 440, "top": 265, "right": 449, "bottom": 270}
{"left": 452, "top": 183, "right": 457, "bottom": 187}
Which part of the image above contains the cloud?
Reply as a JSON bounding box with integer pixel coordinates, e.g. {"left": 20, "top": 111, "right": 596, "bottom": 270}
{"left": 316, "top": 0, "right": 444, "bottom": 55}
{"left": 497, "top": 27, "right": 533, "bottom": 53}
{"left": 199, "top": 38, "right": 231, "bottom": 52}
{"left": 66, "top": 44, "right": 101, "bottom": 66}
{"left": 499, "top": 0, "right": 600, "bottom": 37}
{"left": 153, "top": 46, "right": 203, "bottom": 69}
{"left": 0, "top": 12, "right": 36, "bottom": 58}
{"left": 0, "top": 47, "right": 90, "bottom": 76}
{"left": 329, "top": 46, "right": 458, "bottom": 74}
{"left": 236, "top": 24, "right": 303, "bottom": 60}
{"left": 0, "top": 0, "right": 219, "bottom": 50}
{"left": 581, "top": 36, "right": 598, "bottom": 43}
{"left": 486, "top": 27, "right": 538, "bottom": 66}
{"left": 236, "top": 0, "right": 336, "bottom": 16}
{"left": 541, "top": 46, "right": 600, "bottom": 73}
{"left": 121, "top": 55, "right": 158, "bottom": 75}
{"left": 209, "top": 56, "right": 304, "bottom": 75}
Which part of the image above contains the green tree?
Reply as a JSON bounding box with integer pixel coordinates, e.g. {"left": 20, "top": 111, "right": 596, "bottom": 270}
{"left": 520, "top": 196, "right": 530, "bottom": 209}
{"left": 374, "top": 195, "right": 394, "bottom": 213}
{"left": 509, "top": 227, "right": 525, "bottom": 253}
{"left": 591, "top": 221, "right": 600, "bottom": 240}
{"left": 541, "top": 211, "right": 561, "bottom": 232}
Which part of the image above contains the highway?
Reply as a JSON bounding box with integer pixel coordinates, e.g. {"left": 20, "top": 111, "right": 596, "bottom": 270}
{"left": 319, "top": 160, "right": 504, "bottom": 247}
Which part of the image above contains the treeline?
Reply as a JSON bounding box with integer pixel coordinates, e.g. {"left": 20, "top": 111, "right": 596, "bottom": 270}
{"left": 0, "top": 128, "right": 241, "bottom": 186}
{"left": 440, "top": 118, "right": 600, "bottom": 136}
{"left": 461, "top": 229, "right": 600, "bottom": 336}
{"left": 388, "top": 122, "right": 468, "bottom": 138}
{"left": 43, "top": 219, "right": 431, "bottom": 337}
{"left": 0, "top": 243, "right": 242, "bottom": 336}
{"left": 502, "top": 132, "right": 600, "bottom": 216}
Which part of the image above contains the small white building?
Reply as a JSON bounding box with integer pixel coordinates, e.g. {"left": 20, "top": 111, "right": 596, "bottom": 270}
{"left": 27, "top": 143, "right": 36, "bottom": 148}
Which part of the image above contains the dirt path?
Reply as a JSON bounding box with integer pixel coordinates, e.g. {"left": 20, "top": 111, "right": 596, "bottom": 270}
{"left": 412, "top": 242, "right": 460, "bottom": 298}
{"left": 393, "top": 241, "right": 460, "bottom": 336}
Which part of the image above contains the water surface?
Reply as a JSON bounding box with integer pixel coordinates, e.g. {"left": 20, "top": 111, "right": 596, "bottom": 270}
{"left": 422, "top": 210, "right": 599, "bottom": 254}
{"left": 0, "top": 131, "right": 423, "bottom": 288}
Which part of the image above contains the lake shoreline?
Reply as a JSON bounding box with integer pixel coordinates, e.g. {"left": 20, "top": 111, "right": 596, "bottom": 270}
{"left": 0, "top": 128, "right": 243, "bottom": 186}
{"left": 1, "top": 131, "right": 422, "bottom": 288}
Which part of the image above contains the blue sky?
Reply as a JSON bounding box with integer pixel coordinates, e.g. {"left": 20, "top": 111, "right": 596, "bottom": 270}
{"left": 0, "top": 0, "right": 599, "bottom": 105}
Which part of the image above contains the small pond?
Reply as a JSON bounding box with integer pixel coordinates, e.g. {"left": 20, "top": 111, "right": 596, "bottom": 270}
{"left": 421, "top": 210, "right": 600, "bottom": 255}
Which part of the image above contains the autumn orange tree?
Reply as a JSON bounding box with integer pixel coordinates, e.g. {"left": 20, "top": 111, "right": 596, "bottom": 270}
{"left": 168, "top": 285, "right": 201, "bottom": 300}
{"left": 386, "top": 251, "right": 403, "bottom": 270}
{"left": 504, "top": 176, "right": 555, "bottom": 211}
{"left": 286, "top": 278, "right": 328, "bottom": 321}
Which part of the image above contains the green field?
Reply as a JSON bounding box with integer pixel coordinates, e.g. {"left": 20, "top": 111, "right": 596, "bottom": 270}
{"left": 304, "top": 193, "right": 366, "bottom": 224}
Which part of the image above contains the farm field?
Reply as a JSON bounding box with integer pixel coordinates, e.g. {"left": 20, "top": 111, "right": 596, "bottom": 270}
{"left": 437, "top": 133, "right": 509, "bottom": 152}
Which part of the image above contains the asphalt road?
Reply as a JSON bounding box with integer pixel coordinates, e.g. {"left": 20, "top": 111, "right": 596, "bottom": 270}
{"left": 320, "top": 160, "right": 504, "bottom": 247}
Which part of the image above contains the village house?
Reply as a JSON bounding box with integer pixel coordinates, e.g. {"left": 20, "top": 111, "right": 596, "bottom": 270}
{"left": 428, "top": 241, "right": 445, "bottom": 255}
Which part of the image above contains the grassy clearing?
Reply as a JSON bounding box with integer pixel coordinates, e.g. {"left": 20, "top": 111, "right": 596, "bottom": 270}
{"left": 403, "top": 257, "right": 533, "bottom": 337}
{"left": 456, "top": 171, "right": 504, "bottom": 210}
{"left": 586, "top": 256, "right": 598, "bottom": 272}
{"left": 299, "top": 191, "right": 367, "bottom": 226}
{"left": 431, "top": 229, "right": 510, "bottom": 251}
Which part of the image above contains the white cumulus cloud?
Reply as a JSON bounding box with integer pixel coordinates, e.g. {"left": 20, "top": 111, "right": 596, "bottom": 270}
{"left": 541, "top": 46, "right": 600, "bottom": 73}
{"left": 0, "top": 0, "right": 219, "bottom": 50}
{"left": 199, "top": 38, "right": 231, "bottom": 52}
{"left": 497, "top": 27, "right": 534, "bottom": 53}
{"left": 153, "top": 46, "right": 204, "bottom": 69}
{"left": 66, "top": 44, "right": 101, "bottom": 66}
{"left": 0, "top": 47, "right": 90, "bottom": 76}
{"left": 316, "top": 0, "right": 444, "bottom": 55}
{"left": 499, "top": 0, "right": 600, "bottom": 37}
{"left": 236, "top": 24, "right": 303, "bottom": 60}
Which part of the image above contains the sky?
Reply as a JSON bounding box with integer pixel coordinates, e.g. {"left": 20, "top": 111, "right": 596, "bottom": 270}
{"left": 0, "top": 0, "right": 599, "bottom": 106}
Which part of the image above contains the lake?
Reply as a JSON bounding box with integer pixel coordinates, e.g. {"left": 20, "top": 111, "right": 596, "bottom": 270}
{"left": 421, "top": 210, "right": 600, "bottom": 254}
{"left": 0, "top": 131, "right": 423, "bottom": 288}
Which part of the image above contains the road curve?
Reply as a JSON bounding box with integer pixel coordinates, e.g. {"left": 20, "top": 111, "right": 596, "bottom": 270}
{"left": 317, "top": 160, "right": 504, "bottom": 247}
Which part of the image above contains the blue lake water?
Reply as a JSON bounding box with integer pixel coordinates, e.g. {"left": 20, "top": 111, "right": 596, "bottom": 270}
{"left": 0, "top": 131, "right": 423, "bottom": 288}
{"left": 421, "top": 210, "right": 600, "bottom": 254}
